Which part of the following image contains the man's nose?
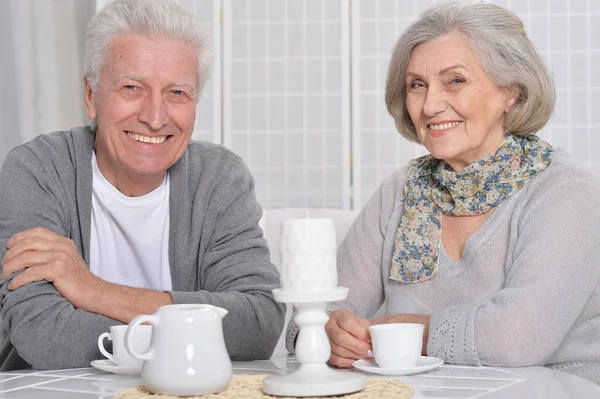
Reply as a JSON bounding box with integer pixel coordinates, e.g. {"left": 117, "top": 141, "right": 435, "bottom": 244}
{"left": 138, "top": 92, "right": 169, "bottom": 130}
{"left": 423, "top": 86, "right": 448, "bottom": 117}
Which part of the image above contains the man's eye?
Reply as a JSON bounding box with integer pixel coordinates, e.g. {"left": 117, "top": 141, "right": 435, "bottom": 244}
{"left": 173, "top": 90, "right": 184, "bottom": 96}
{"left": 124, "top": 85, "right": 136, "bottom": 90}
{"left": 450, "top": 78, "right": 465, "bottom": 84}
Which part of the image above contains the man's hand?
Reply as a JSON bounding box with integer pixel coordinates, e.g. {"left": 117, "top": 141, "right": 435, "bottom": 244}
{"left": 1, "top": 227, "right": 102, "bottom": 310}
{"left": 371, "top": 313, "right": 431, "bottom": 355}
{"left": 325, "top": 309, "right": 373, "bottom": 368}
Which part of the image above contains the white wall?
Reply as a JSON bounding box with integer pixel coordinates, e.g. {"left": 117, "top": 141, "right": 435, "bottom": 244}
{"left": 0, "top": 1, "right": 21, "bottom": 165}
{"left": 0, "top": 0, "right": 95, "bottom": 164}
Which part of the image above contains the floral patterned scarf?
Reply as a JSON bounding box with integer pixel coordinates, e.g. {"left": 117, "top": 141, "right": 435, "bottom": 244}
{"left": 390, "top": 133, "right": 554, "bottom": 283}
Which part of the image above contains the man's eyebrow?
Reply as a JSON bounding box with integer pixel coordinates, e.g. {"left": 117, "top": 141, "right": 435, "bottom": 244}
{"left": 113, "top": 74, "right": 144, "bottom": 85}
{"left": 170, "top": 81, "right": 197, "bottom": 91}
{"left": 113, "top": 76, "right": 197, "bottom": 92}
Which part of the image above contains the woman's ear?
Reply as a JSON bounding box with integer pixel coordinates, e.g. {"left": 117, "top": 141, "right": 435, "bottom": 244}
{"left": 83, "top": 76, "right": 97, "bottom": 120}
{"left": 504, "top": 85, "right": 519, "bottom": 114}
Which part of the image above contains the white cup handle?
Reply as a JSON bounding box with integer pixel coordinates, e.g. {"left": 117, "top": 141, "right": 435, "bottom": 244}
{"left": 124, "top": 315, "right": 156, "bottom": 361}
{"left": 98, "top": 332, "right": 113, "bottom": 361}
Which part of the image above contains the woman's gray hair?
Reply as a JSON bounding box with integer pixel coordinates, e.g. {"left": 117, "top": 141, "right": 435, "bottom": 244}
{"left": 84, "top": 0, "right": 213, "bottom": 95}
{"left": 385, "top": 2, "right": 555, "bottom": 143}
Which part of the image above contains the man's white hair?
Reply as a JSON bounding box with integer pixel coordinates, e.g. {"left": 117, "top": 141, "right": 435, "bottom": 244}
{"left": 84, "top": 0, "right": 213, "bottom": 93}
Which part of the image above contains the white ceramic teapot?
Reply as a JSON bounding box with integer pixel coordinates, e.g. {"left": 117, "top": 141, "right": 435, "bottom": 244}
{"left": 124, "top": 304, "right": 232, "bottom": 396}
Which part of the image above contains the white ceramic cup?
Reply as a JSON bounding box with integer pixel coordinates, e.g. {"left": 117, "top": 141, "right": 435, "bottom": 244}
{"left": 368, "top": 323, "right": 424, "bottom": 369}
{"left": 98, "top": 325, "right": 152, "bottom": 368}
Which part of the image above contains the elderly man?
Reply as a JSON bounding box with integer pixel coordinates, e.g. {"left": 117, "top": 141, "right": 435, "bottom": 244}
{"left": 0, "top": 0, "right": 284, "bottom": 370}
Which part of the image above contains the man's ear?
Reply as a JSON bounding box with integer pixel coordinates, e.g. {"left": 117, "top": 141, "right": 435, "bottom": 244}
{"left": 84, "top": 76, "right": 97, "bottom": 120}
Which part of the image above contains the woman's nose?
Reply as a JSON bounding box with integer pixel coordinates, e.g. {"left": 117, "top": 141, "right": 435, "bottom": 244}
{"left": 422, "top": 86, "right": 448, "bottom": 117}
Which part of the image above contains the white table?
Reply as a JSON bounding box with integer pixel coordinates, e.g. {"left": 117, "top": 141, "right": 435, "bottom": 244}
{"left": 0, "top": 356, "right": 597, "bottom": 398}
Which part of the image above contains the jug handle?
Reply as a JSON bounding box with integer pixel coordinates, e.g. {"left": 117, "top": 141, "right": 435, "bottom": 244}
{"left": 124, "top": 315, "right": 156, "bottom": 361}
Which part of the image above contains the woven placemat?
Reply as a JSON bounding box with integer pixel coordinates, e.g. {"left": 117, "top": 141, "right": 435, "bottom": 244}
{"left": 114, "top": 374, "right": 413, "bottom": 399}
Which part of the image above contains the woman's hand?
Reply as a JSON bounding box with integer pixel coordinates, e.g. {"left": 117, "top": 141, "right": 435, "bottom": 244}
{"left": 371, "top": 313, "right": 431, "bottom": 355}
{"left": 326, "top": 309, "right": 373, "bottom": 368}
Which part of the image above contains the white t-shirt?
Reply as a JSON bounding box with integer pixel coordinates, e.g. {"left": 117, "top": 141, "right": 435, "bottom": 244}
{"left": 89, "top": 153, "right": 172, "bottom": 291}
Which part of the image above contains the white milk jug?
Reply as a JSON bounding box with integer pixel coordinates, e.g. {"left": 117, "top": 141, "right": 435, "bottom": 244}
{"left": 124, "top": 304, "right": 232, "bottom": 395}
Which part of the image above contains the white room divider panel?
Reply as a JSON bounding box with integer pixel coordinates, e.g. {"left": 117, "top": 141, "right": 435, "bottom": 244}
{"left": 179, "top": 0, "right": 222, "bottom": 144}
{"left": 351, "top": 0, "right": 451, "bottom": 209}
{"left": 482, "top": 0, "right": 600, "bottom": 175}
{"left": 223, "top": 0, "right": 351, "bottom": 209}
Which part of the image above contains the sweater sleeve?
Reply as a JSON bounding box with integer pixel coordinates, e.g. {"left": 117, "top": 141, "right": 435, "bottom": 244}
{"left": 0, "top": 146, "right": 117, "bottom": 370}
{"left": 169, "top": 160, "right": 285, "bottom": 360}
{"left": 284, "top": 169, "right": 405, "bottom": 354}
{"left": 427, "top": 163, "right": 600, "bottom": 367}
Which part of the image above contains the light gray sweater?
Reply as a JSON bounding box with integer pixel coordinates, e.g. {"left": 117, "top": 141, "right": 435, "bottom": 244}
{"left": 0, "top": 127, "right": 285, "bottom": 371}
{"left": 287, "top": 151, "right": 600, "bottom": 384}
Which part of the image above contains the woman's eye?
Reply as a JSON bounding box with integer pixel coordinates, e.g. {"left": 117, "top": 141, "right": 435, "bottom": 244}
{"left": 409, "top": 81, "right": 425, "bottom": 89}
{"left": 450, "top": 78, "right": 465, "bottom": 84}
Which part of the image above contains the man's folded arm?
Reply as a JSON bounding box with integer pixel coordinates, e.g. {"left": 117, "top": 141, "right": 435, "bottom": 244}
{"left": 0, "top": 280, "right": 117, "bottom": 369}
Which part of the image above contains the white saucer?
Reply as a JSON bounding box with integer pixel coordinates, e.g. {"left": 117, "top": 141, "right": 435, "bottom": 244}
{"left": 90, "top": 359, "right": 142, "bottom": 376}
{"left": 352, "top": 356, "right": 443, "bottom": 376}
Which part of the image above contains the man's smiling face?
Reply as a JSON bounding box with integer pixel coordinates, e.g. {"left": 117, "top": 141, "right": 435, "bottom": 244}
{"left": 85, "top": 34, "right": 199, "bottom": 196}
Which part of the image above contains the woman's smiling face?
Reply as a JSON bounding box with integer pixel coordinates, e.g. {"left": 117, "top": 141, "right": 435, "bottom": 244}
{"left": 405, "top": 32, "right": 517, "bottom": 171}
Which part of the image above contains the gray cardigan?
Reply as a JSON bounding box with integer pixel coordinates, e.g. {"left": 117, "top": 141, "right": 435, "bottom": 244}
{"left": 287, "top": 151, "right": 600, "bottom": 384}
{"left": 0, "top": 127, "right": 285, "bottom": 371}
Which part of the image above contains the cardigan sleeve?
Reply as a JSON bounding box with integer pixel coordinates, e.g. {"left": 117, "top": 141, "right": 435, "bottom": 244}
{"left": 0, "top": 145, "right": 117, "bottom": 370}
{"left": 169, "top": 159, "right": 285, "bottom": 360}
{"left": 427, "top": 163, "right": 600, "bottom": 367}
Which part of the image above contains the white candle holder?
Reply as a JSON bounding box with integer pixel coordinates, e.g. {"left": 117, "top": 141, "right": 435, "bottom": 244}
{"left": 262, "top": 288, "right": 366, "bottom": 397}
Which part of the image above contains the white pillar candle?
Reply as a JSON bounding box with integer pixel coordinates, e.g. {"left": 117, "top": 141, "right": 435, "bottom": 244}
{"left": 280, "top": 218, "right": 337, "bottom": 294}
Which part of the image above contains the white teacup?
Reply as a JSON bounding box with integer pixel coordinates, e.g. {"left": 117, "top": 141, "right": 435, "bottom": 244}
{"left": 368, "top": 323, "right": 424, "bottom": 369}
{"left": 98, "top": 325, "right": 152, "bottom": 368}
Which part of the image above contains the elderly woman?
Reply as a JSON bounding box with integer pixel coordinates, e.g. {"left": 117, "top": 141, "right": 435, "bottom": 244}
{"left": 287, "top": 2, "right": 600, "bottom": 384}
